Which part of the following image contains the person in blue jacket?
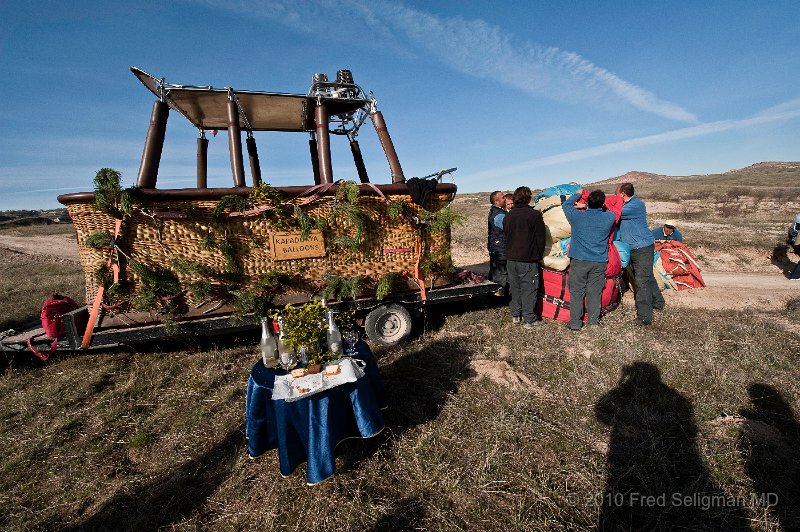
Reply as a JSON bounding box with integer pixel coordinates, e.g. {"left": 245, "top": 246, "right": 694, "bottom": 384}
{"left": 652, "top": 221, "right": 683, "bottom": 242}
{"left": 616, "top": 183, "right": 665, "bottom": 325}
{"left": 563, "top": 190, "right": 616, "bottom": 330}
{"left": 486, "top": 191, "right": 508, "bottom": 296}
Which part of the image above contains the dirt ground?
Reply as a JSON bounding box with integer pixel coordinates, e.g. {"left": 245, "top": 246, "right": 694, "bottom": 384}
{"left": 0, "top": 233, "right": 80, "bottom": 263}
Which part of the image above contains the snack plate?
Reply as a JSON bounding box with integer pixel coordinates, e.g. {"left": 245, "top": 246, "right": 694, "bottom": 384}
{"left": 272, "top": 358, "right": 366, "bottom": 402}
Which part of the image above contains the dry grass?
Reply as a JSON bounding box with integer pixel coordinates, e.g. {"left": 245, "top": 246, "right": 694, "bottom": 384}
{"left": 1, "top": 174, "right": 800, "bottom": 530}
{"left": 0, "top": 248, "right": 84, "bottom": 331}
{"left": 1, "top": 294, "right": 799, "bottom": 529}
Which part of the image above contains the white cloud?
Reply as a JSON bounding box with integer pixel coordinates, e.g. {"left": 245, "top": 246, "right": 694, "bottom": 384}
{"left": 194, "top": 0, "right": 696, "bottom": 122}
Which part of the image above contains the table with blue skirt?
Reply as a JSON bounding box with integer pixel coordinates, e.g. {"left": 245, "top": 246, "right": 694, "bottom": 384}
{"left": 245, "top": 341, "right": 386, "bottom": 485}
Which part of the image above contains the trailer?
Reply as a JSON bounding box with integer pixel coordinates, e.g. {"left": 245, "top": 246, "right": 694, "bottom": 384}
{"left": 2, "top": 66, "right": 501, "bottom": 356}
{"left": 1, "top": 277, "right": 499, "bottom": 355}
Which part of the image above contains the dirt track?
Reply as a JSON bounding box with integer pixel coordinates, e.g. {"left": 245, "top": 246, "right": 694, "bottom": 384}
{"left": 665, "top": 272, "right": 798, "bottom": 311}
{"left": 0, "top": 234, "right": 80, "bottom": 263}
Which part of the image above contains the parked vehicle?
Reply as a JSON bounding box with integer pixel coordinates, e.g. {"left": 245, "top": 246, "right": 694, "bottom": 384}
{"left": 2, "top": 67, "right": 498, "bottom": 354}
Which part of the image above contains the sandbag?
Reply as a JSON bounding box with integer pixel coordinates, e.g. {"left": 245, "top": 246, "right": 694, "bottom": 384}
{"left": 534, "top": 195, "right": 572, "bottom": 243}
{"left": 536, "top": 268, "right": 621, "bottom": 323}
{"left": 542, "top": 255, "right": 571, "bottom": 271}
{"left": 540, "top": 237, "right": 621, "bottom": 276}
{"left": 541, "top": 237, "right": 571, "bottom": 271}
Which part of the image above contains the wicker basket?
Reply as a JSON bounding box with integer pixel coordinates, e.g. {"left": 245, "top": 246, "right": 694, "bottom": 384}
{"left": 62, "top": 185, "right": 455, "bottom": 305}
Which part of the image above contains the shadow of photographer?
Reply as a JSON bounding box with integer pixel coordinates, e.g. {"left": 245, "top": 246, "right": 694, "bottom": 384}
{"left": 595, "top": 361, "right": 748, "bottom": 531}
{"left": 739, "top": 383, "right": 800, "bottom": 530}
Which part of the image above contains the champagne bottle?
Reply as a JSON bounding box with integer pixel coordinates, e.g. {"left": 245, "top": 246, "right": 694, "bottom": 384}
{"left": 275, "top": 317, "right": 296, "bottom": 370}
{"left": 326, "top": 310, "right": 344, "bottom": 356}
{"left": 260, "top": 317, "right": 278, "bottom": 366}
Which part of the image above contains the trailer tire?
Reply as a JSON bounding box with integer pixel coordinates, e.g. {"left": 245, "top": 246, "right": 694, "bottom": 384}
{"left": 364, "top": 303, "right": 412, "bottom": 347}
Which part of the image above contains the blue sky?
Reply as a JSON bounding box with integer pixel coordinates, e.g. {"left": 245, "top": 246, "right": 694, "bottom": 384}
{"left": 1, "top": 0, "right": 798, "bottom": 210}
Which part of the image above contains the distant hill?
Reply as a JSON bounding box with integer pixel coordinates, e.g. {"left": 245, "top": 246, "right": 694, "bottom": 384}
{"left": 0, "top": 208, "right": 70, "bottom": 227}
{"left": 586, "top": 161, "right": 800, "bottom": 188}
{"left": 590, "top": 170, "right": 672, "bottom": 186}
{"left": 722, "top": 161, "right": 800, "bottom": 176}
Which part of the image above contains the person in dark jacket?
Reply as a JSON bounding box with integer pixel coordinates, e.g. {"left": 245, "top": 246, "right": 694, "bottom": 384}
{"left": 616, "top": 182, "right": 665, "bottom": 325}
{"left": 651, "top": 221, "right": 683, "bottom": 242}
{"left": 503, "top": 186, "right": 547, "bottom": 328}
{"left": 487, "top": 191, "right": 508, "bottom": 296}
{"left": 563, "top": 189, "right": 616, "bottom": 330}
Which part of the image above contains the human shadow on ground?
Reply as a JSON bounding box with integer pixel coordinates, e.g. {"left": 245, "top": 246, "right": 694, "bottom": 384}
{"left": 595, "top": 362, "right": 749, "bottom": 531}
{"left": 336, "top": 338, "right": 474, "bottom": 472}
{"left": 61, "top": 425, "right": 244, "bottom": 531}
{"left": 738, "top": 383, "right": 800, "bottom": 530}
{"left": 771, "top": 244, "right": 796, "bottom": 279}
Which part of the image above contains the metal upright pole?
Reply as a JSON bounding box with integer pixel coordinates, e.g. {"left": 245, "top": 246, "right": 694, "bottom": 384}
{"left": 196, "top": 133, "right": 208, "bottom": 189}
{"left": 314, "top": 103, "right": 333, "bottom": 184}
{"left": 136, "top": 100, "right": 170, "bottom": 188}
{"left": 309, "top": 134, "right": 321, "bottom": 185}
{"left": 246, "top": 136, "right": 262, "bottom": 187}
{"left": 370, "top": 110, "right": 405, "bottom": 183}
{"left": 349, "top": 138, "right": 370, "bottom": 183}
{"left": 227, "top": 99, "right": 246, "bottom": 187}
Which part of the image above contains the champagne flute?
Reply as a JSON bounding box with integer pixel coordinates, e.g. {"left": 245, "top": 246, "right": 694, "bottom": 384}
{"left": 343, "top": 330, "right": 359, "bottom": 357}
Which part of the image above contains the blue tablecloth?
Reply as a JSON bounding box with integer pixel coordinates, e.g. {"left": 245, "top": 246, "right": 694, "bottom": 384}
{"left": 245, "top": 341, "right": 386, "bottom": 484}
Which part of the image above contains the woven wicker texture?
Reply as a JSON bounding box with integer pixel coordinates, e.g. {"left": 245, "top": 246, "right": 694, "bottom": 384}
{"left": 68, "top": 192, "right": 454, "bottom": 305}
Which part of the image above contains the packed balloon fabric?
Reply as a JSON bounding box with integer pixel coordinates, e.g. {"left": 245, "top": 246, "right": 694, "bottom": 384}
{"left": 533, "top": 185, "right": 625, "bottom": 321}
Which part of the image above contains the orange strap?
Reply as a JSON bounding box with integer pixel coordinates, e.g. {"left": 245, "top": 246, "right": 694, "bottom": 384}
{"left": 413, "top": 235, "right": 427, "bottom": 302}
{"left": 81, "top": 219, "right": 122, "bottom": 349}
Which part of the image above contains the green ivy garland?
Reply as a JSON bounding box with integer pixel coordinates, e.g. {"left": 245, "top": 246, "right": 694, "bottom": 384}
{"left": 83, "top": 168, "right": 464, "bottom": 330}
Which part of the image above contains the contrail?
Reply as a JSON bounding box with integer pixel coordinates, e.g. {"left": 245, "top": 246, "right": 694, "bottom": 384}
{"left": 460, "top": 98, "right": 800, "bottom": 184}
{"left": 195, "top": 0, "right": 696, "bottom": 122}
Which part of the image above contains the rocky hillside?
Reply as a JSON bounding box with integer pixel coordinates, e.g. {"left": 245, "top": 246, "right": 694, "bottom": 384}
{"left": 587, "top": 161, "right": 800, "bottom": 187}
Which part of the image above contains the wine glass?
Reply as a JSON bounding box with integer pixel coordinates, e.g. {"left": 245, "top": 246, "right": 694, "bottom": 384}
{"left": 279, "top": 351, "right": 295, "bottom": 371}
{"left": 343, "top": 330, "right": 359, "bottom": 357}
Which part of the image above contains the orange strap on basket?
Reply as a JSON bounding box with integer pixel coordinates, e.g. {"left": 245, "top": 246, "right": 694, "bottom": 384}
{"left": 413, "top": 235, "right": 427, "bottom": 302}
{"left": 81, "top": 219, "right": 122, "bottom": 349}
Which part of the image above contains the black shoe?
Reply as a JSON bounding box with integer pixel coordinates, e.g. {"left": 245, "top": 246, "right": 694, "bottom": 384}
{"left": 567, "top": 323, "right": 582, "bottom": 332}
{"left": 653, "top": 305, "right": 664, "bottom": 311}
{"left": 632, "top": 318, "right": 652, "bottom": 326}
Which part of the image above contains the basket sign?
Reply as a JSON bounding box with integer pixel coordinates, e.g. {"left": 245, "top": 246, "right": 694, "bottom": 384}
{"left": 270, "top": 230, "right": 326, "bottom": 260}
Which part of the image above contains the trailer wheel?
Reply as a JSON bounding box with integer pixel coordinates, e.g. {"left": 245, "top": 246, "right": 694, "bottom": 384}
{"left": 364, "top": 304, "right": 412, "bottom": 347}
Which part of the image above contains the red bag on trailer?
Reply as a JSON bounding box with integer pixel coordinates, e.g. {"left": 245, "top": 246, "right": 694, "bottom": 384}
{"left": 536, "top": 267, "right": 621, "bottom": 323}
{"left": 27, "top": 293, "right": 79, "bottom": 362}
